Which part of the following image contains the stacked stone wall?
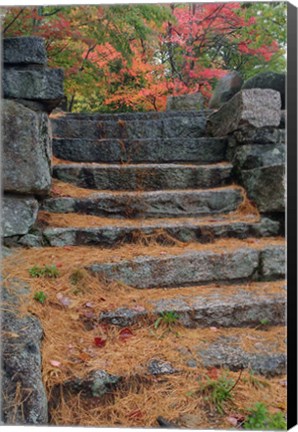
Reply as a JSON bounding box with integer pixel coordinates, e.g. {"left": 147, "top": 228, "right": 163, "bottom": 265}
{"left": 207, "top": 88, "right": 285, "bottom": 232}
{"left": 2, "top": 37, "right": 64, "bottom": 245}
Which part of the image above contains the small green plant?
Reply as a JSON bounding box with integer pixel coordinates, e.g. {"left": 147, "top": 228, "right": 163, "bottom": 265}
{"left": 29, "top": 265, "right": 44, "bottom": 278}
{"left": 243, "top": 402, "right": 286, "bottom": 430}
{"left": 259, "top": 318, "right": 270, "bottom": 326}
{"left": 34, "top": 291, "right": 47, "bottom": 304}
{"left": 199, "top": 372, "right": 236, "bottom": 414}
{"left": 29, "top": 264, "right": 59, "bottom": 278}
{"left": 154, "top": 311, "right": 180, "bottom": 329}
{"left": 255, "top": 318, "right": 271, "bottom": 330}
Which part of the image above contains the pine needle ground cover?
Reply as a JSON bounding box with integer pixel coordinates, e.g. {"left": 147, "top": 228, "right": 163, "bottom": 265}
{"left": 2, "top": 242, "right": 286, "bottom": 428}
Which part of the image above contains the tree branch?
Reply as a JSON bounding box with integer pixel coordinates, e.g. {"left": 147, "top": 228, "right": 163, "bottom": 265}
{"left": 3, "top": 8, "right": 25, "bottom": 34}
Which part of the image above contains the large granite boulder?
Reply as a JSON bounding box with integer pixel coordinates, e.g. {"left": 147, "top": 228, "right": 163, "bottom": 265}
{"left": 3, "top": 100, "right": 52, "bottom": 195}
{"left": 3, "top": 67, "right": 64, "bottom": 113}
{"left": 3, "top": 37, "right": 47, "bottom": 65}
{"left": 241, "top": 165, "right": 285, "bottom": 213}
{"left": 2, "top": 195, "right": 39, "bottom": 237}
{"left": 207, "top": 89, "right": 281, "bottom": 137}
{"left": 1, "top": 279, "right": 48, "bottom": 424}
{"left": 233, "top": 144, "right": 285, "bottom": 170}
{"left": 209, "top": 71, "right": 243, "bottom": 109}
{"left": 242, "top": 72, "right": 286, "bottom": 109}
{"left": 166, "top": 93, "right": 204, "bottom": 111}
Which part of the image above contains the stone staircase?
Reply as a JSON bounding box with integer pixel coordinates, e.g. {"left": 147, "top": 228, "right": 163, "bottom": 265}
{"left": 30, "top": 109, "right": 286, "bottom": 425}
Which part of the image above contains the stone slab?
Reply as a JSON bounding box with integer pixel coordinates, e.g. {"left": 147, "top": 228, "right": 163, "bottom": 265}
{"left": 3, "top": 67, "right": 64, "bottom": 111}
{"left": 242, "top": 72, "right": 285, "bottom": 109}
{"left": 2, "top": 195, "right": 39, "bottom": 237}
{"left": 98, "top": 286, "right": 285, "bottom": 328}
{"left": 42, "top": 188, "right": 243, "bottom": 218}
{"left": 3, "top": 37, "right": 47, "bottom": 65}
{"left": 53, "top": 162, "right": 232, "bottom": 191}
{"left": 199, "top": 343, "right": 286, "bottom": 376}
{"left": 53, "top": 137, "right": 228, "bottom": 164}
{"left": 207, "top": 89, "right": 281, "bottom": 137}
{"left": 88, "top": 248, "right": 260, "bottom": 288}
{"left": 42, "top": 217, "right": 280, "bottom": 247}
{"left": 3, "top": 100, "right": 52, "bottom": 195}
{"left": 51, "top": 111, "right": 210, "bottom": 139}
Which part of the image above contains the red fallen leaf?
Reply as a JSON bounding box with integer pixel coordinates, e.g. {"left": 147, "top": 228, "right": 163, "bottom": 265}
{"left": 94, "top": 337, "right": 106, "bottom": 347}
{"left": 206, "top": 367, "right": 220, "bottom": 380}
{"left": 127, "top": 409, "right": 143, "bottom": 420}
{"left": 119, "top": 327, "right": 133, "bottom": 341}
{"left": 56, "top": 262, "right": 63, "bottom": 268}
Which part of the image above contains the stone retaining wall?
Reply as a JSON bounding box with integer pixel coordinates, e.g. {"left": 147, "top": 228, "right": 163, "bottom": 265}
{"left": 207, "top": 88, "right": 285, "bottom": 231}
{"left": 2, "top": 37, "right": 64, "bottom": 243}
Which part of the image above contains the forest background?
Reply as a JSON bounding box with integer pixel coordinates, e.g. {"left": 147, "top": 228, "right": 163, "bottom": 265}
{"left": 2, "top": 2, "right": 286, "bottom": 112}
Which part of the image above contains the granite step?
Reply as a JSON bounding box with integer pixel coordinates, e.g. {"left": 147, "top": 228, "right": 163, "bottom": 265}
{"left": 52, "top": 162, "right": 233, "bottom": 191}
{"left": 41, "top": 186, "right": 243, "bottom": 218}
{"left": 52, "top": 137, "right": 227, "bottom": 164}
{"left": 87, "top": 238, "right": 285, "bottom": 288}
{"left": 51, "top": 110, "right": 211, "bottom": 140}
{"left": 41, "top": 214, "right": 280, "bottom": 247}
{"left": 97, "top": 281, "right": 285, "bottom": 329}
{"left": 59, "top": 327, "right": 286, "bottom": 409}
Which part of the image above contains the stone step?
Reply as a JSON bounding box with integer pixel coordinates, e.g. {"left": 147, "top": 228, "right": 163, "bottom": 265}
{"left": 87, "top": 239, "right": 285, "bottom": 288}
{"left": 62, "top": 328, "right": 286, "bottom": 407}
{"left": 97, "top": 281, "right": 285, "bottom": 329}
{"left": 52, "top": 137, "right": 227, "bottom": 163}
{"left": 51, "top": 110, "right": 210, "bottom": 140}
{"left": 41, "top": 186, "right": 243, "bottom": 218}
{"left": 42, "top": 215, "right": 280, "bottom": 247}
{"left": 61, "top": 331, "right": 285, "bottom": 403}
{"left": 52, "top": 162, "right": 233, "bottom": 191}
